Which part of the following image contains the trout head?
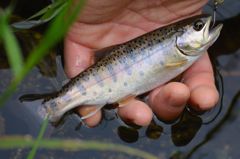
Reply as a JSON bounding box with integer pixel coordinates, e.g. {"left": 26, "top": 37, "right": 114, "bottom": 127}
{"left": 176, "top": 15, "right": 223, "bottom": 56}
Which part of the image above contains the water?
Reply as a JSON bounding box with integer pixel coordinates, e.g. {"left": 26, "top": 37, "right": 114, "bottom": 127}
{"left": 0, "top": 0, "right": 240, "bottom": 158}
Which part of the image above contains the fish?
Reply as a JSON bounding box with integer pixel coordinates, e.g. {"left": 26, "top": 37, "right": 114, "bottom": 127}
{"left": 20, "top": 15, "right": 223, "bottom": 123}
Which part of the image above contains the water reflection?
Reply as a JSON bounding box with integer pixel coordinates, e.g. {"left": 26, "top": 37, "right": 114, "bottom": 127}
{"left": 114, "top": 109, "right": 203, "bottom": 146}
{"left": 184, "top": 91, "right": 240, "bottom": 159}
{"left": 117, "top": 126, "right": 139, "bottom": 143}
{"left": 146, "top": 121, "right": 163, "bottom": 140}
{"left": 171, "top": 110, "right": 202, "bottom": 147}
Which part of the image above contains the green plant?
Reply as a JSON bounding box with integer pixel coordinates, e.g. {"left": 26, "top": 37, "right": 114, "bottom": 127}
{"left": 0, "top": 1, "right": 159, "bottom": 159}
{"left": 0, "top": 135, "right": 159, "bottom": 159}
{"left": 0, "top": 0, "right": 84, "bottom": 105}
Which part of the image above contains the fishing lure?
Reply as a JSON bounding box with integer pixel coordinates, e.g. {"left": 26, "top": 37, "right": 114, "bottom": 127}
{"left": 212, "top": 0, "right": 224, "bottom": 27}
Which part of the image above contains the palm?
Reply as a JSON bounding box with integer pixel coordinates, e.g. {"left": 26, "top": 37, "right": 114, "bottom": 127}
{"left": 66, "top": 0, "right": 207, "bottom": 52}
{"left": 64, "top": 0, "right": 218, "bottom": 127}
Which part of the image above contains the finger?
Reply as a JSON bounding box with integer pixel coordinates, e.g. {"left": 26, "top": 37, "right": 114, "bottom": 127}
{"left": 148, "top": 82, "right": 190, "bottom": 122}
{"left": 76, "top": 105, "right": 102, "bottom": 127}
{"left": 64, "top": 38, "right": 100, "bottom": 127}
{"left": 182, "top": 53, "right": 219, "bottom": 111}
{"left": 64, "top": 37, "right": 94, "bottom": 78}
{"left": 117, "top": 99, "right": 153, "bottom": 126}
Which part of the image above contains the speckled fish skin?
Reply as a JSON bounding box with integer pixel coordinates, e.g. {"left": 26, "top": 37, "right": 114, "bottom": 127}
{"left": 41, "top": 15, "right": 223, "bottom": 122}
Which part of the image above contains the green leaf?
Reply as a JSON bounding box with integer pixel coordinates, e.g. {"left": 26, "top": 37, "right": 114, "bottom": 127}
{"left": 40, "top": 0, "right": 66, "bottom": 21}
{"left": 0, "top": 9, "right": 23, "bottom": 77}
{"left": 28, "top": 0, "right": 64, "bottom": 20}
{"left": 12, "top": 0, "right": 67, "bottom": 29}
{"left": 0, "top": 0, "right": 85, "bottom": 105}
{"left": 22, "top": 0, "right": 85, "bottom": 75}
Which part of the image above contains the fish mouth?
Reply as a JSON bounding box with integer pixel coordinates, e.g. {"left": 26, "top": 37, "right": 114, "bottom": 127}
{"left": 204, "top": 16, "right": 223, "bottom": 45}
{"left": 176, "top": 15, "right": 223, "bottom": 56}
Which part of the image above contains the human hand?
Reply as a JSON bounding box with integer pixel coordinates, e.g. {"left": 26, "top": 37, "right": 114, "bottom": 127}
{"left": 64, "top": 0, "right": 219, "bottom": 127}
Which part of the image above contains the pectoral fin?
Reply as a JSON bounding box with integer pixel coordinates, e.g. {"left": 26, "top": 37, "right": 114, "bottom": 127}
{"left": 117, "top": 95, "right": 136, "bottom": 107}
{"left": 165, "top": 59, "right": 188, "bottom": 68}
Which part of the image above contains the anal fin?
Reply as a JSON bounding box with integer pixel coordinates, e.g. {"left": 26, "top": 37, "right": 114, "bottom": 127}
{"left": 117, "top": 95, "right": 136, "bottom": 107}
{"left": 80, "top": 105, "right": 104, "bottom": 120}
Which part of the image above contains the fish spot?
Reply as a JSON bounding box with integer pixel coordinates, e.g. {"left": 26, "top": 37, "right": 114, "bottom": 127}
{"left": 139, "top": 71, "right": 144, "bottom": 76}
{"left": 160, "top": 61, "right": 164, "bottom": 65}
{"left": 82, "top": 92, "right": 87, "bottom": 96}
{"left": 106, "top": 64, "right": 117, "bottom": 82}
{"left": 77, "top": 84, "right": 86, "bottom": 94}
{"left": 124, "top": 82, "right": 128, "bottom": 86}
{"left": 108, "top": 88, "right": 112, "bottom": 92}
{"left": 62, "top": 94, "right": 71, "bottom": 102}
{"left": 93, "top": 72, "right": 104, "bottom": 87}
{"left": 44, "top": 100, "right": 57, "bottom": 111}
{"left": 82, "top": 75, "right": 89, "bottom": 81}
{"left": 125, "top": 67, "right": 132, "bottom": 76}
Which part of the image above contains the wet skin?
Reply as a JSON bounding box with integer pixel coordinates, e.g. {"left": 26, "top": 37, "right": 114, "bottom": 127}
{"left": 64, "top": 0, "right": 219, "bottom": 127}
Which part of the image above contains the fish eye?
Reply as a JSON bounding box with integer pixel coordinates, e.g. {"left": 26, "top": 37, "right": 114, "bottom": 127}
{"left": 193, "top": 19, "right": 204, "bottom": 31}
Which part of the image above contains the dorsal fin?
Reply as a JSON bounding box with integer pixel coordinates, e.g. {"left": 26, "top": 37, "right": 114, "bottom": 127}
{"left": 93, "top": 44, "right": 119, "bottom": 62}
{"left": 19, "top": 92, "right": 57, "bottom": 102}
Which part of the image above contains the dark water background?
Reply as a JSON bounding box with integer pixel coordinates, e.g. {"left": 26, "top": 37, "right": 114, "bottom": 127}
{"left": 0, "top": 0, "right": 240, "bottom": 158}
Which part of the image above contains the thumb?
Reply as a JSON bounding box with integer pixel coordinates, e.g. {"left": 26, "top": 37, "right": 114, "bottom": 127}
{"left": 64, "top": 37, "right": 94, "bottom": 78}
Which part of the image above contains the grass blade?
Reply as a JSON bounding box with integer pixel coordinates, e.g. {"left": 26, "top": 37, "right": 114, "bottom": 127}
{"left": 21, "top": 0, "right": 85, "bottom": 79}
{"left": 12, "top": 0, "right": 67, "bottom": 29}
{"left": 0, "top": 9, "right": 23, "bottom": 77}
{"left": 27, "top": 118, "right": 49, "bottom": 159}
{"left": 40, "top": 0, "right": 66, "bottom": 21}
{"left": 0, "top": 0, "right": 85, "bottom": 106}
{"left": 28, "top": 0, "right": 65, "bottom": 20}
{"left": 0, "top": 136, "right": 159, "bottom": 159}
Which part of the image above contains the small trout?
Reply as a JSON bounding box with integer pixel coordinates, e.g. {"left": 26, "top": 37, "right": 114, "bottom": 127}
{"left": 35, "top": 15, "right": 223, "bottom": 123}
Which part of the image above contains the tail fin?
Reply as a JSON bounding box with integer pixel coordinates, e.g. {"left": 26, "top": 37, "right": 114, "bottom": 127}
{"left": 19, "top": 92, "right": 58, "bottom": 122}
